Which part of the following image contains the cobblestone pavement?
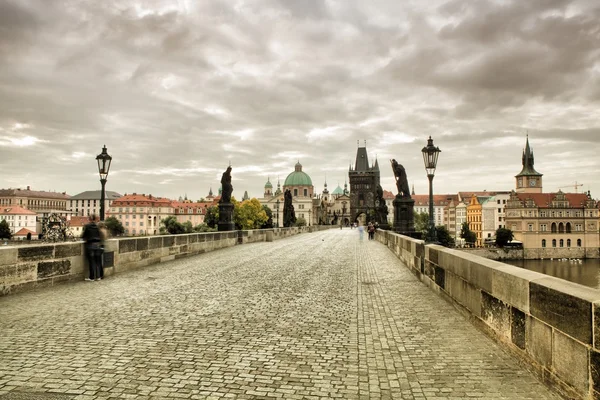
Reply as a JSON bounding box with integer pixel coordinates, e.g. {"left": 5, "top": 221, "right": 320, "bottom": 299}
{"left": 0, "top": 230, "right": 562, "bottom": 399}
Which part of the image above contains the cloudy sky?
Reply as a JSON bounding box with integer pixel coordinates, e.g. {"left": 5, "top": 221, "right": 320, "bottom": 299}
{"left": 1, "top": 0, "right": 599, "bottom": 200}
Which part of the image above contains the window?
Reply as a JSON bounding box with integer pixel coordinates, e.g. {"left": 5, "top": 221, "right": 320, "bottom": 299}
{"left": 566, "top": 223, "right": 571, "bottom": 233}
{"left": 559, "top": 239, "right": 564, "bottom": 247}
{"left": 540, "top": 224, "right": 547, "bottom": 232}
{"left": 125, "top": 222, "right": 129, "bottom": 227}
{"left": 567, "top": 239, "right": 571, "bottom": 247}
{"left": 551, "top": 223, "right": 557, "bottom": 233}
{"left": 540, "top": 211, "right": 546, "bottom": 217}
{"left": 294, "top": 189, "right": 298, "bottom": 196}
{"left": 558, "top": 223, "right": 564, "bottom": 233}
{"left": 528, "top": 224, "right": 533, "bottom": 231}
{"left": 542, "top": 239, "right": 546, "bottom": 248}
{"left": 552, "top": 239, "right": 556, "bottom": 248}
{"left": 304, "top": 189, "right": 308, "bottom": 196}
{"left": 575, "top": 224, "right": 582, "bottom": 232}
{"left": 577, "top": 239, "right": 582, "bottom": 247}
{"left": 498, "top": 208, "right": 501, "bottom": 213}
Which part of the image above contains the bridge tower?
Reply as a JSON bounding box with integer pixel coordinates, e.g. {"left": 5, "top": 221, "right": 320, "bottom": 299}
{"left": 349, "top": 142, "right": 381, "bottom": 223}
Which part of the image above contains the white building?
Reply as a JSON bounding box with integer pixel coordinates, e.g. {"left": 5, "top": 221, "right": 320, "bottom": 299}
{"left": 0, "top": 206, "right": 38, "bottom": 236}
{"left": 68, "top": 190, "right": 122, "bottom": 217}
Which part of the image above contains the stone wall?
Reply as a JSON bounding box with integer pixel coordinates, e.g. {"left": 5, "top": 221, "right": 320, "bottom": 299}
{"left": 376, "top": 230, "right": 600, "bottom": 400}
{"left": 460, "top": 248, "right": 524, "bottom": 260}
{"left": 0, "top": 226, "right": 332, "bottom": 296}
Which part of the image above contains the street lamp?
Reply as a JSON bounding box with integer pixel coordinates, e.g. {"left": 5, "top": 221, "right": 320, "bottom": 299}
{"left": 275, "top": 199, "right": 280, "bottom": 228}
{"left": 96, "top": 145, "right": 112, "bottom": 221}
{"left": 422, "top": 136, "right": 441, "bottom": 243}
{"left": 308, "top": 209, "right": 312, "bottom": 226}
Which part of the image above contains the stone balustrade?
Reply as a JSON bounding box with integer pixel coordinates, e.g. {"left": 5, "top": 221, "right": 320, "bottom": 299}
{"left": 376, "top": 229, "right": 600, "bottom": 400}
{"left": 0, "top": 226, "right": 331, "bottom": 296}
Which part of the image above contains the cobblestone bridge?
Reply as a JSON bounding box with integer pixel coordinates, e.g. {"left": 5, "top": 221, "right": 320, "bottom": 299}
{"left": 0, "top": 230, "right": 562, "bottom": 399}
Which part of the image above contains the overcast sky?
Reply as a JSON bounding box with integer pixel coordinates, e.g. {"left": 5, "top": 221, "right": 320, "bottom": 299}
{"left": 1, "top": 0, "right": 599, "bottom": 200}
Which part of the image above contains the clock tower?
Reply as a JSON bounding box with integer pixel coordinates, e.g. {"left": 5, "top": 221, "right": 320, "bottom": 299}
{"left": 515, "top": 135, "right": 543, "bottom": 193}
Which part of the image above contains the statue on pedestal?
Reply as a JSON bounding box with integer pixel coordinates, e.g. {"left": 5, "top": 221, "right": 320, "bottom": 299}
{"left": 218, "top": 165, "right": 235, "bottom": 231}
{"left": 283, "top": 189, "right": 296, "bottom": 228}
{"left": 391, "top": 159, "right": 411, "bottom": 198}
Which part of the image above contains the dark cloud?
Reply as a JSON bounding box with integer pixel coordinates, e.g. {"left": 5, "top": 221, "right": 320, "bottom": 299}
{"left": 0, "top": 0, "right": 598, "bottom": 199}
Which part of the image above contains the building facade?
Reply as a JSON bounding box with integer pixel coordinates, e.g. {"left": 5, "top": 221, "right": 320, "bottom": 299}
{"left": 0, "top": 206, "right": 37, "bottom": 236}
{"left": 0, "top": 187, "right": 71, "bottom": 232}
{"left": 68, "top": 190, "right": 122, "bottom": 217}
{"left": 505, "top": 136, "right": 599, "bottom": 258}
{"left": 108, "top": 193, "right": 174, "bottom": 236}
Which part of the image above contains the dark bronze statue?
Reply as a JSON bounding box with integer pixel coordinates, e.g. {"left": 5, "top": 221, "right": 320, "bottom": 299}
{"left": 220, "top": 166, "right": 233, "bottom": 204}
{"left": 283, "top": 189, "right": 296, "bottom": 227}
{"left": 391, "top": 159, "right": 410, "bottom": 198}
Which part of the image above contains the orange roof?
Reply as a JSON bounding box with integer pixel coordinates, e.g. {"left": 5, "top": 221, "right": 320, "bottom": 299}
{"left": 14, "top": 228, "right": 36, "bottom": 236}
{"left": 0, "top": 206, "right": 37, "bottom": 215}
{"left": 69, "top": 216, "right": 90, "bottom": 227}
{"left": 382, "top": 190, "right": 395, "bottom": 199}
{"left": 515, "top": 192, "right": 590, "bottom": 208}
{"left": 412, "top": 194, "right": 458, "bottom": 207}
{"left": 172, "top": 201, "right": 209, "bottom": 215}
{"left": 111, "top": 193, "right": 172, "bottom": 207}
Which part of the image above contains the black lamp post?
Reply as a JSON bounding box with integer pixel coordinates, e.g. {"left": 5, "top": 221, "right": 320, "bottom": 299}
{"left": 96, "top": 145, "right": 112, "bottom": 221}
{"left": 275, "top": 199, "right": 280, "bottom": 228}
{"left": 422, "top": 136, "right": 441, "bottom": 243}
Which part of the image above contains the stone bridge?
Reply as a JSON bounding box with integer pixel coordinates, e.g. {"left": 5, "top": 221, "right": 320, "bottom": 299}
{"left": 0, "top": 228, "right": 598, "bottom": 399}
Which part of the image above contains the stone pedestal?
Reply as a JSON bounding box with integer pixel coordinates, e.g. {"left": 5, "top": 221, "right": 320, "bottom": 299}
{"left": 393, "top": 196, "right": 415, "bottom": 236}
{"left": 218, "top": 203, "right": 235, "bottom": 232}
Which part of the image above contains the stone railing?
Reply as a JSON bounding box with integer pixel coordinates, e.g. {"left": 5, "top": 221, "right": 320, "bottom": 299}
{"left": 0, "top": 226, "right": 332, "bottom": 296}
{"left": 376, "top": 229, "right": 600, "bottom": 400}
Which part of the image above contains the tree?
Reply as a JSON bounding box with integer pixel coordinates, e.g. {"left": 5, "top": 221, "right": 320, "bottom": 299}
{"left": 435, "top": 225, "right": 455, "bottom": 248}
{"left": 460, "top": 222, "right": 477, "bottom": 246}
{"left": 104, "top": 217, "right": 125, "bottom": 237}
{"left": 162, "top": 216, "right": 185, "bottom": 234}
{"left": 260, "top": 205, "right": 273, "bottom": 229}
{"left": 194, "top": 224, "right": 216, "bottom": 232}
{"left": 295, "top": 217, "right": 307, "bottom": 227}
{"left": 182, "top": 221, "right": 193, "bottom": 234}
{"left": 204, "top": 206, "right": 219, "bottom": 228}
{"left": 234, "top": 198, "right": 268, "bottom": 230}
{"left": 0, "top": 220, "right": 11, "bottom": 239}
{"left": 495, "top": 227, "right": 514, "bottom": 248}
{"left": 414, "top": 212, "right": 429, "bottom": 235}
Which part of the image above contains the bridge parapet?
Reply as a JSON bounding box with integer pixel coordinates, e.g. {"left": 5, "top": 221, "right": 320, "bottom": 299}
{"left": 0, "top": 226, "right": 333, "bottom": 296}
{"left": 377, "top": 229, "right": 600, "bottom": 400}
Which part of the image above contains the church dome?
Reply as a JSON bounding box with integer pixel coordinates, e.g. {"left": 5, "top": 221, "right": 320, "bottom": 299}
{"left": 264, "top": 177, "right": 273, "bottom": 188}
{"left": 284, "top": 162, "right": 313, "bottom": 186}
{"left": 332, "top": 185, "right": 344, "bottom": 195}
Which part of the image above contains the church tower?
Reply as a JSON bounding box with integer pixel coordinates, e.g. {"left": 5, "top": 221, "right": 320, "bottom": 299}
{"left": 515, "top": 135, "right": 543, "bottom": 193}
{"left": 264, "top": 177, "right": 273, "bottom": 199}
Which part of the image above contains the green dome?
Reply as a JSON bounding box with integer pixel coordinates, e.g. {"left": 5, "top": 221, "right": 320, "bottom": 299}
{"left": 332, "top": 185, "right": 344, "bottom": 195}
{"left": 264, "top": 178, "right": 273, "bottom": 188}
{"left": 284, "top": 162, "right": 312, "bottom": 186}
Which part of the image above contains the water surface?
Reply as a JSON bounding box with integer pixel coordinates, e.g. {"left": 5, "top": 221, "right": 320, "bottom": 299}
{"left": 503, "top": 258, "right": 600, "bottom": 290}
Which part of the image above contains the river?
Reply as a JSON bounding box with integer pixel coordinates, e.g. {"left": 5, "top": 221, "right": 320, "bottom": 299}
{"left": 502, "top": 258, "right": 600, "bottom": 290}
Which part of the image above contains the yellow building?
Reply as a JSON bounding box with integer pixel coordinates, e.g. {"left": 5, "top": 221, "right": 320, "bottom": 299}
{"left": 466, "top": 194, "right": 483, "bottom": 247}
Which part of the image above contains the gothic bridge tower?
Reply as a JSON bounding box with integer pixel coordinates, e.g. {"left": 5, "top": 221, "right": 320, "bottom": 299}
{"left": 515, "top": 135, "right": 543, "bottom": 193}
{"left": 349, "top": 142, "right": 381, "bottom": 223}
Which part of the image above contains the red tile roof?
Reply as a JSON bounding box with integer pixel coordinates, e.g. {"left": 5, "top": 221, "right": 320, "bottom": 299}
{"left": 14, "top": 228, "right": 36, "bottom": 236}
{"left": 515, "top": 192, "right": 590, "bottom": 208}
{"left": 382, "top": 190, "right": 395, "bottom": 199}
{"left": 412, "top": 194, "right": 458, "bottom": 207}
{"left": 111, "top": 193, "right": 172, "bottom": 207}
{"left": 69, "top": 216, "right": 90, "bottom": 227}
{"left": 0, "top": 206, "right": 37, "bottom": 215}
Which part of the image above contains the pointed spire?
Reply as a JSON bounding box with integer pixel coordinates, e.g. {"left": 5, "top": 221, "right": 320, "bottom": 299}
{"left": 411, "top": 183, "right": 415, "bottom": 196}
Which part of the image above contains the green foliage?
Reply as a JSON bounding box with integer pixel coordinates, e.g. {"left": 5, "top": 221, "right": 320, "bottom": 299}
{"left": 295, "top": 217, "right": 307, "bottom": 227}
{"left": 193, "top": 224, "right": 216, "bottom": 232}
{"left": 104, "top": 216, "right": 125, "bottom": 237}
{"left": 261, "top": 205, "right": 273, "bottom": 228}
{"left": 435, "top": 225, "right": 455, "bottom": 248}
{"left": 495, "top": 227, "right": 514, "bottom": 248}
{"left": 414, "top": 212, "right": 429, "bottom": 235}
{"left": 0, "top": 220, "right": 11, "bottom": 239}
{"left": 204, "top": 206, "right": 219, "bottom": 228}
{"left": 460, "top": 222, "right": 477, "bottom": 245}
{"left": 234, "top": 198, "right": 268, "bottom": 230}
{"left": 161, "top": 216, "right": 185, "bottom": 234}
{"left": 182, "top": 221, "right": 193, "bottom": 234}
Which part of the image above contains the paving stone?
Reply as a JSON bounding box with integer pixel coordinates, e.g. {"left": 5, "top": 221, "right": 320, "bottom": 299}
{"left": 0, "top": 230, "right": 562, "bottom": 399}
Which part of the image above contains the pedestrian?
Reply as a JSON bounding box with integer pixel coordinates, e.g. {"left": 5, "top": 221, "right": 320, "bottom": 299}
{"left": 367, "top": 222, "right": 375, "bottom": 240}
{"left": 82, "top": 215, "right": 104, "bottom": 281}
{"left": 358, "top": 222, "right": 364, "bottom": 241}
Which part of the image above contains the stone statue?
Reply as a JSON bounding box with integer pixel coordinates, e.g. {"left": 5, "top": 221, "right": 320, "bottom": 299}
{"left": 391, "top": 159, "right": 410, "bottom": 198}
{"left": 376, "top": 184, "right": 389, "bottom": 223}
{"left": 220, "top": 166, "right": 233, "bottom": 204}
{"left": 283, "top": 189, "right": 296, "bottom": 227}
